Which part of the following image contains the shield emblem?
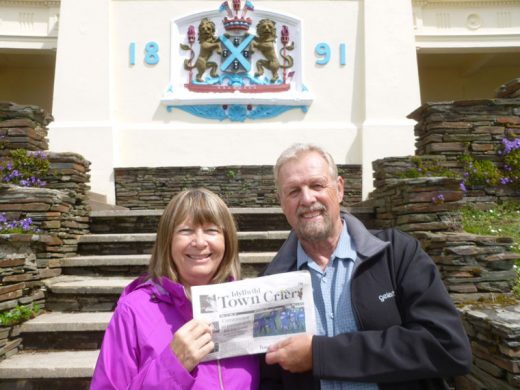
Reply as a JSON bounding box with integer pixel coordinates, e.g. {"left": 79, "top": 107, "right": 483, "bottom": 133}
{"left": 220, "top": 33, "right": 254, "bottom": 74}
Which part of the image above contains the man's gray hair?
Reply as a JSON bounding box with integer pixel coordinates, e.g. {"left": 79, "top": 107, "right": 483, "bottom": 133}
{"left": 273, "top": 143, "right": 338, "bottom": 191}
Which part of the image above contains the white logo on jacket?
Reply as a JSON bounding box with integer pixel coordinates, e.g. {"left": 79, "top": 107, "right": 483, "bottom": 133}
{"left": 378, "top": 291, "right": 395, "bottom": 302}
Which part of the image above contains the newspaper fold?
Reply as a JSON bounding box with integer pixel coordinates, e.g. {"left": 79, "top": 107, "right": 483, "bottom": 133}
{"left": 191, "top": 270, "right": 316, "bottom": 361}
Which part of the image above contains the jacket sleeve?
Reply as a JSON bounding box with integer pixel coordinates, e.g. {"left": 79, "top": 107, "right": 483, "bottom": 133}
{"left": 259, "top": 354, "right": 283, "bottom": 390}
{"left": 90, "top": 303, "right": 196, "bottom": 390}
{"left": 312, "top": 229, "right": 472, "bottom": 383}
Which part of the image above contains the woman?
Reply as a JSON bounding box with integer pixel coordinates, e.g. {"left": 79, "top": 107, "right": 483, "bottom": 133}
{"left": 90, "top": 189, "right": 259, "bottom": 389}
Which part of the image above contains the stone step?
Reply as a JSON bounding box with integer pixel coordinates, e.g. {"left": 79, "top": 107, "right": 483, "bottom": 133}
{"left": 61, "top": 252, "right": 276, "bottom": 267}
{"left": 78, "top": 231, "right": 290, "bottom": 243}
{"left": 20, "top": 312, "right": 111, "bottom": 350}
{"left": 59, "top": 252, "right": 275, "bottom": 278}
{"left": 88, "top": 207, "right": 292, "bottom": 233}
{"left": 44, "top": 275, "right": 134, "bottom": 312}
{"left": 21, "top": 312, "right": 110, "bottom": 333}
{"left": 61, "top": 254, "right": 151, "bottom": 267}
{"left": 44, "top": 275, "right": 133, "bottom": 294}
{"left": 0, "top": 350, "right": 96, "bottom": 389}
{"left": 87, "top": 191, "right": 128, "bottom": 212}
{"left": 77, "top": 231, "right": 290, "bottom": 255}
{"left": 88, "top": 206, "right": 377, "bottom": 234}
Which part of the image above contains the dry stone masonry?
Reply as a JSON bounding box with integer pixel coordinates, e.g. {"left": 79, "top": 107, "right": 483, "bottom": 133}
{"left": 0, "top": 102, "right": 91, "bottom": 363}
{"left": 457, "top": 304, "right": 520, "bottom": 390}
{"left": 417, "top": 231, "right": 517, "bottom": 302}
{"left": 369, "top": 81, "right": 520, "bottom": 390}
{"left": 114, "top": 165, "right": 362, "bottom": 209}
{"left": 0, "top": 234, "right": 60, "bottom": 360}
{"left": 0, "top": 102, "right": 51, "bottom": 155}
{"left": 408, "top": 91, "right": 520, "bottom": 204}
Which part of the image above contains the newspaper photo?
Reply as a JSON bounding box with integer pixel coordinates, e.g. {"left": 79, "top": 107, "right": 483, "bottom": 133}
{"left": 191, "top": 270, "right": 316, "bottom": 361}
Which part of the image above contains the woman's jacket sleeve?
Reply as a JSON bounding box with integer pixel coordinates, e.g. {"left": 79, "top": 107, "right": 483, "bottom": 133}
{"left": 90, "top": 303, "right": 195, "bottom": 390}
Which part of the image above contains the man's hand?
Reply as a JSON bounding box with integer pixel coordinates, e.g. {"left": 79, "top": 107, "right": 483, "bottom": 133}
{"left": 265, "top": 334, "right": 313, "bottom": 373}
{"left": 170, "top": 319, "right": 214, "bottom": 372}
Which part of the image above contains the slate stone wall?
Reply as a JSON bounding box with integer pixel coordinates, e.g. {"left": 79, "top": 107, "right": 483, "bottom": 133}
{"left": 114, "top": 165, "right": 362, "bottom": 209}
{"left": 408, "top": 96, "right": 520, "bottom": 205}
{"left": 457, "top": 304, "right": 520, "bottom": 390}
{"left": 0, "top": 234, "right": 61, "bottom": 360}
{"left": 370, "top": 82, "right": 520, "bottom": 389}
{"left": 0, "top": 102, "right": 91, "bottom": 361}
{"left": 369, "top": 162, "right": 519, "bottom": 390}
{"left": 0, "top": 102, "right": 51, "bottom": 155}
{"left": 409, "top": 99, "right": 520, "bottom": 162}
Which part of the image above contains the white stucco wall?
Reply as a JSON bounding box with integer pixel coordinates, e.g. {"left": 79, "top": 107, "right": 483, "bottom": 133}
{"left": 48, "top": 0, "right": 420, "bottom": 203}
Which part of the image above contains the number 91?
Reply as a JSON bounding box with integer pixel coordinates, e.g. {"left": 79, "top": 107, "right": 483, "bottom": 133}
{"left": 315, "top": 42, "right": 346, "bottom": 66}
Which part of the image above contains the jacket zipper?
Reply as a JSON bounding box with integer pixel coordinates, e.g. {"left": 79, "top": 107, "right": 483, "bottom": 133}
{"left": 217, "top": 359, "right": 224, "bottom": 390}
{"left": 350, "top": 262, "right": 363, "bottom": 330}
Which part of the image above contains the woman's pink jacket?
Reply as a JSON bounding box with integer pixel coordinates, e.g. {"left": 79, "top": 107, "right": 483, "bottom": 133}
{"left": 90, "top": 276, "right": 259, "bottom": 389}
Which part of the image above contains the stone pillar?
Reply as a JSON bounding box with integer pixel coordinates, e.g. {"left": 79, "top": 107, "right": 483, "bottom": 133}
{"left": 49, "top": 0, "right": 115, "bottom": 203}
{"left": 361, "top": 0, "right": 420, "bottom": 198}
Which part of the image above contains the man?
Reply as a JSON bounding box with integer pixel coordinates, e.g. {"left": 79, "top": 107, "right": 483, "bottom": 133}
{"left": 260, "top": 144, "right": 472, "bottom": 390}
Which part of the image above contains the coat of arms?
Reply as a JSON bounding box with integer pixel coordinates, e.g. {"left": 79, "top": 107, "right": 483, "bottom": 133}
{"left": 163, "top": 1, "right": 312, "bottom": 121}
{"left": 180, "top": 0, "right": 295, "bottom": 92}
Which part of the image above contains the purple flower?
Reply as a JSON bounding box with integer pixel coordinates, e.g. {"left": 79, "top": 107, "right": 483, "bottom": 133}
{"left": 20, "top": 218, "right": 32, "bottom": 231}
{"left": 502, "top": 137, "right": 520, "bottom": 155}
{"left": 500, "top": 177, "right": 511, "bottom": 185}
{"left": 0, "top": 215, "right": 36, "bottom": 233}
{"left": 459, "top": 181, "right": 467, "bottom": 192}
{"left": 29, "top": 151, "right": 47, "bottom": 160}
{"left": 431, "top": 194, "right": 446, "bottom": 204}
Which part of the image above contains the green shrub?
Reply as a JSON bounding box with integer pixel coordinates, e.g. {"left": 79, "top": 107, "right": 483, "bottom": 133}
{"left": 459, "top": 154, "right": 502, "bottom": 187}
{"left": 399, "top": 156, "right": 456, "bottom": 179}
{"left": 0, "top": 304, "right": 40, "bottom": 327}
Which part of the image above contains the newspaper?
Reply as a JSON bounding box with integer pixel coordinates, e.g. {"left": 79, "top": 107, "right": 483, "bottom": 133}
{"left": 191, "top": 270, "right": 316, "bottom": 361}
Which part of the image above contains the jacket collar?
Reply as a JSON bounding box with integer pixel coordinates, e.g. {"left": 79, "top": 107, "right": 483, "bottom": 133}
{"left": 342, "top": 212, "right": 389, "bottom": 259}
{"left": 264, "top": 212, "right": 389, "bottom": 274}
{"left": 120, "top": 274, "right": 189, "bottom": 305}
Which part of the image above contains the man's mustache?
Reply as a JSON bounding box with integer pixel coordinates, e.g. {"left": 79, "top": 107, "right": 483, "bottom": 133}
{"left": 297, "top": 204, "right": 326, "bottom": 217}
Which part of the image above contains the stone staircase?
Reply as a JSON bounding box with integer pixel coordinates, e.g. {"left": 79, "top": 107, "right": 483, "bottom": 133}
{"left": 0, "top": 206, "right": 374, "bottom": 389}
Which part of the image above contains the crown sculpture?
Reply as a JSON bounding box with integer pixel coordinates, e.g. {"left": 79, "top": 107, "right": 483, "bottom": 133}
{"left": 180, "top": 0, "right": 295, "bottom": 92}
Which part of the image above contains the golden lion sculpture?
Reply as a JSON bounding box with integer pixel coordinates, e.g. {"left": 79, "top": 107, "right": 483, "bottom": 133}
{"left": 250, "top": 19, "right": 294, "bottom": 82}
{"left": 182, "top": 18, "right": 221, "bottom": 82}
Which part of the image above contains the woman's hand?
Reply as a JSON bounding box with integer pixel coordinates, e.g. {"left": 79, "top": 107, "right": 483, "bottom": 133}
{"left": 170, "top": 319, "right": 214, "bottom": 372}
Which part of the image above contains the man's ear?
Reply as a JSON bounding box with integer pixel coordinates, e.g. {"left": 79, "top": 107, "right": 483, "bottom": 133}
{"left": 336, "top": 176, "right": 345, "bottom": 203}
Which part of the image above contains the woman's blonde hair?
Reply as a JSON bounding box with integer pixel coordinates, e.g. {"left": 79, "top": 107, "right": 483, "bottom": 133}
{"left": 148, "top": 188, "right": 240, "bottom": 285}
